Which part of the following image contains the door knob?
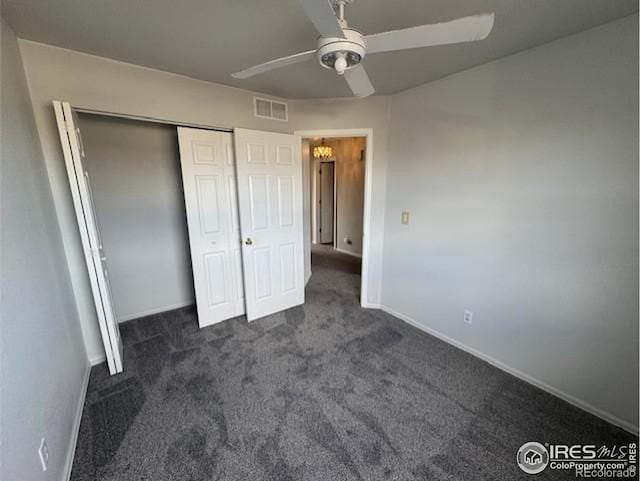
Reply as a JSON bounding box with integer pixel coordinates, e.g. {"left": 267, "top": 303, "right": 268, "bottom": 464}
{"left": 244, "top": 238, "right": 253, "bottom": 246}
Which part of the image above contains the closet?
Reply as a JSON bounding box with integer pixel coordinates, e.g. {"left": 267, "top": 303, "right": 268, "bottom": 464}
{"left": 54, "top": 101, "right": 304, "bottom": 375}
{"left": 77, "top": 115, "right": 194, "bottom": 324}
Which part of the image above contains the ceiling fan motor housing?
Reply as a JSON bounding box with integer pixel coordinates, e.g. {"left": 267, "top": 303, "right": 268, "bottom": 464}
{"left": 317, "top": 29, "right": 366, "bottom": 74}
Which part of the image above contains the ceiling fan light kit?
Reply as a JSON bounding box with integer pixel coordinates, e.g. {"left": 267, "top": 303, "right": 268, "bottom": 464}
{"left": 317, "top": 0, "right": 365, "bottom": 76}
{"left": 231, "top": 0, "right": 495, "bottom": 98}
{"left": 317, "top": 28, "right": 366, "bottom": 75}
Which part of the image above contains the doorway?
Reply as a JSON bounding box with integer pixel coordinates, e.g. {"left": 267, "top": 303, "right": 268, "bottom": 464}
{"left": 296, "top": 129, "right": 373, "bottom": 307}
{"left": 318, "top": 160, "right": 335, "bottom": 245}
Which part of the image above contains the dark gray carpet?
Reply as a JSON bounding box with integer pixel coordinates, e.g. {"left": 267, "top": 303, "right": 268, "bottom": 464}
{"left": 71, "top": 246, "right": 636, "bottom": 481}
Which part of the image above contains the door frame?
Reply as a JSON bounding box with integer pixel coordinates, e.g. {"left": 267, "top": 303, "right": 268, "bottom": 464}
{"left": 316, "top": 158, "right": 337, "bottom": 246}
{"left": 295, "top": 128, "right": 374, "bottom": 309}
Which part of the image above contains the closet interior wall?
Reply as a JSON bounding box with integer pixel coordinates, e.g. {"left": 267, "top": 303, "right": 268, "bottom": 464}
{"left": 77, "top": 114, "right": 195, "bottom": 322}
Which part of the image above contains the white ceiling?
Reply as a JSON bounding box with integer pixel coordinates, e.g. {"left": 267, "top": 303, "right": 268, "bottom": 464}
{"left": 3, "top": 0, "right": 637, "bottom": 99}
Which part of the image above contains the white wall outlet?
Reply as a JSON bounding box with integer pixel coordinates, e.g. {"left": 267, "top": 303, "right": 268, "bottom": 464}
{"left": 401, "top": 211, "right": 410, "bottom": 225}
{"left": 463, "top": 309, "right": 473, "bottom": 325}
{"left": 38, "top": 437, "right": 49, "bottom": 471}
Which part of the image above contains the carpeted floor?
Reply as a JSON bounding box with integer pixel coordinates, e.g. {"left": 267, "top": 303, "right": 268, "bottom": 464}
{"left": 71, "top": 246, "right": 636, "bottom": 481}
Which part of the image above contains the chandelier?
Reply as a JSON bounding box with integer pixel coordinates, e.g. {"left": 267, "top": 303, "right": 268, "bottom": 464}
{"left": 313, "top": 139, "right": 333, "bottom": 160}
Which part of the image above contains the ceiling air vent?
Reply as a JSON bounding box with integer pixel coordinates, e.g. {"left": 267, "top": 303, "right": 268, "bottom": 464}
{"left": 254, "top": 97, "right": 288, "bottom": 122}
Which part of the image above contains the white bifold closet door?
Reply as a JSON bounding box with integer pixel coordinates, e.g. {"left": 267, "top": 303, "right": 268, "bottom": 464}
{"left": 53, "top": 101, "right": 124, "bottom": 375}
{"left": 177, "top": 127, "right": 245, "bottom": 327}
{"left": 234, "top": 128, "right": 304, "bottom": 321}
{"left": 179, "top": 127, "right": 304, "bottom": 324}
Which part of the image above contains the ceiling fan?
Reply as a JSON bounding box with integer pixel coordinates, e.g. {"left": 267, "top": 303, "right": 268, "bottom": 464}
{"left": 231, "top": 0, "right": 495, "bottom": 97}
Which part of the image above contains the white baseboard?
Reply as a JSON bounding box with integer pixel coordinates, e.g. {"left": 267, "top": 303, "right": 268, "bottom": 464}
{"left": 63, "top": 361, "right": 91, "bottom": 481}
{"left": 334, "top": 247, "right": 362, "bottom": 259}
{"left": 361, "top": 302, "right": 381, "bottom": 309}
{"left": 89, "top": 353, "right": 106, "bottom": 366}
{"left": 305, "top": 270, "right": 312, "bottom": 286}
{"left": 379, "top": 304, "right": 639, "bottom": 435}
{"left": 118, "top": 300, "right": 193, "bottom": 323}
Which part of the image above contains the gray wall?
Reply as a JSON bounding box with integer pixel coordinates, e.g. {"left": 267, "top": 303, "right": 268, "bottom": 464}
{"left": 332, "top": 137, "right": 365, "bottom": 257}
{"left": 382, "top": 14, "right": 639, "bottom": 429}
{"left": 77, "top": 114, "right": 194, "bottom": 321}
{"left": 1, "top": 19, "right": 89, "bottom": 481}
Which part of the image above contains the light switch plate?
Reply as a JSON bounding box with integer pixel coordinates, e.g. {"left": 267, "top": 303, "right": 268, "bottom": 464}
{"left": 401, "top": 211, "right": 410, "bottom": 225}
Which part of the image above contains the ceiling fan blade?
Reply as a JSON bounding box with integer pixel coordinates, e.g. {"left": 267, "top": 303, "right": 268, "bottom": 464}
{"left": 344, "top": 64, "right": 375, "bottom": 98}
{"left": 231, "top": 50, "right": 316, "bottom": 79}
{"left": 298, "top": 0, "right": 345, "bottom": 38}
{"left": 365, "top": 13, "right": 495, "bottom": 54}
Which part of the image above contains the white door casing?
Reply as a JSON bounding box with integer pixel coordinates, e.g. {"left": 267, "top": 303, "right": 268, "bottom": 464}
{"left": 234, "top": 128, "right": 304, "bottom": 321}
{"left": 53, "top": 101, "right": 124, "bottom": 375}
{"left": 177, "top": 127, "right": 245, "bottom": 327}
{"left": 295, "top": 128, "right": 374, "bottom": 308}
{"left": 319, "top": 161, "right": 335, "bottom": 244}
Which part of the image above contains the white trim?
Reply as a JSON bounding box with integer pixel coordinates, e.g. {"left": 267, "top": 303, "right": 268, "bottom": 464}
{"left": 89, "top": 353, "right": 107, "bottom": 366}
{"left": 334, "top": 247, "right": 362, "bottom": 259}
{"left": 361, "top": 302, "right": 381, "bottom": 309}
{"left": 63, "top": 362, "right": 91, "bottom": 481}
{"left": 315, "top": 157, "right": 337, "bottom": 245}
{"left": 295, "top": 128, "right": 374, "bottom": 309}
{"left": 379, "top": 304, "right": 639, "bottom": 435}
{"left": 305, "top": 270, "right": 312, "bottom": 286}
{"left": 118, "top": 301, "right": 193, "bottom": 323}
{"left": 311, "top": 157, "right": 318, "bottom": 245}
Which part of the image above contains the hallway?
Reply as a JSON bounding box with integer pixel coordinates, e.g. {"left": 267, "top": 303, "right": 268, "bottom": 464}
{"left": 71, "top": 248, "right": 635, "bottom": 481}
